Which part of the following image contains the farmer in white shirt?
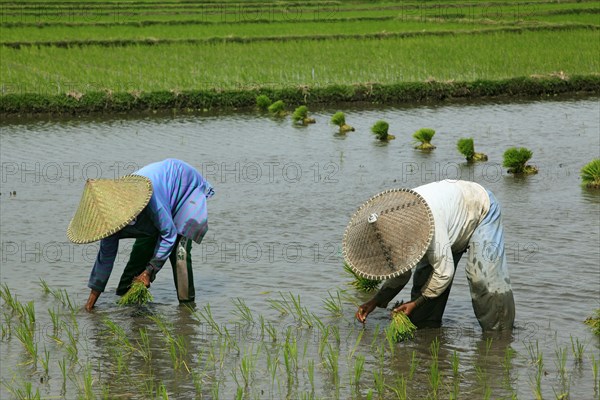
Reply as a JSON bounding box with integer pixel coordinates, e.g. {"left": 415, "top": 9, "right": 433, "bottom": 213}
{"left": 343, "top": 180, "right": 515, "bottom": 331}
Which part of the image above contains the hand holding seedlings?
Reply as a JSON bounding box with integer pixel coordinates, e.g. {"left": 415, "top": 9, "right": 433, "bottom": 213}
{"left": 134, "top": 270, "right": 151, "bottom": 287}
{"left": 392, "top": 300, "right": 417, "bottom": 316}
{"left": 355, "top": 299, "right": 377, "bottom": 324}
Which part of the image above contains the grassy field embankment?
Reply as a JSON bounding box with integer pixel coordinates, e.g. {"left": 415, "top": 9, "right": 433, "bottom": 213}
{"left": 1, "top": 0, "right": 599, "bottom": 115}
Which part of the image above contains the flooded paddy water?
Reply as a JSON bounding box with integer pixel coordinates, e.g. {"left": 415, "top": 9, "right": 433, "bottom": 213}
{"left": 1, "top": 96, "right": 599, "bottom": 399}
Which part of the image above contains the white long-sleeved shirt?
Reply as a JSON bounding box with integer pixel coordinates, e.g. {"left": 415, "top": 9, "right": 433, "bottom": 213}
{"left": 381, "top": 180, "right": 490, "bottom": 299}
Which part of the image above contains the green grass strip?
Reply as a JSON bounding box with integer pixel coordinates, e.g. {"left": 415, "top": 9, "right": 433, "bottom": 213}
{"left": 2, "top": 23, "right": 597, "bottom": 48}
{"left": 2, "top": 75, "right": 599, "bottom": 115}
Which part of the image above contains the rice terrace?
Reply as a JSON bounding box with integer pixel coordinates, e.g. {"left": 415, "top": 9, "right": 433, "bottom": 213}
{"left": 0, "top": 0, "right": 599, "bottom": 399}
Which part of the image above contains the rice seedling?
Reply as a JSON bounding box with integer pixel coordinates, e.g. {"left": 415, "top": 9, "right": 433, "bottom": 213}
{"left": 48, "top": 307, "right": 62, "bottom": 338}
{"left": 81, "top": 363, "right": 95, "bottom": 399}
{"left": 1, "top": 312, "right": 11, "bottom": 339}
{"left": 38, "top": 278, "right": 51, "bottom": 295}
{"left": 413, "top": 128, "right": 436, "bottom": 150}
{"left": 584, "top": 308, "right": 600, "bottom": 335}
{"left": 256, "top": 94, "right": 272, "bottom": 111}
{"left": 318, "top": 327, "right": 330, "bottom": 357}
{"left": 14, "top": 323, "right": 37, "bottom": 366}
{"left": 102, "top": 318, "right": 135, "bottom": 352}
{"left": 292, "top": 105, "right": 316, "bottom": 125}
{"left": 0, "top": 283, "right": 19, "bottom": 314}
{"left": 39, "top": 345, "right": 50, "bottom": 376}
{"left": 503, "top": 147, "right": 538, "bottom": 174}
{"left": 307, "top": 358, "right": 315, "bottom": 392}
{"left": 570, "top": 335, "right": 585, "bottom": 364}
{"left": 232, "top": 297, "right": 254, "bottom": 325}
{"left": 331, "top": 112, "right": 355, "bottom": 133}
{"left": 239, "top": 347, "right": 256, "bottom": 387}
{"left": 324, "top": 344, "right": 340, "bottom": 385}
{"left": 137, "top": 327, "right": 152, "bottom": 363}
{"left": 581, "top": 159, "right": 600, "bottom": 188}
{"left": 503, "top": 346, "right": 516, "bottom": 387}
{"left": 373, "top": 369, "right": 385, "bottom": 398}
{"left": 386, "top": 311, "right": 417, "bottom": 343}
{"left": 117, "top": 281, "right": 153, "bottom": 306}
{"left": 351, "top": 354, "right": 365, "bottom": 387}
{"left": 371, "top": 120, "right": 395, "bottom": 141}
{"left": 348, "top": 329, "right": 364, "bottom": 362}
{"left": 343, "top": 262, "right": 380, "bottom": 293}
{"left": 429, "top": 338, "right": 441, "bottom": 399}
{"left": 264, "top": 320, "right": 278, "bottom": 342}
{"left": 268, "top": 100, "right": 287, "bottom": 117}
{"left": 2, "top": 380, "right": 41, "bottom": 400}
{"left": 552, "top": 344, "right": 571, "bottom": 400}
{"left": 532, "top": 353, "right": 544, "bottom": 400}
{"left": 592, "top": 354, "right": 599, "bottom": 394}
{"left": 191, "top": 303, "right": 222, "bottom": 336}
{"left": 451, "top": 350, "right": 460, "bottom": 378}
{"left": 386, "top": 376, "right": 407, "bottom": 400}
{"left": 457, "top": 137, "right": 488, "bottom": 162}
{"left": 322, "top": 290, "right": 343, "bottom": 317}
{"left": 554, "top": 345, "right": 568, "bottom": 378}
{"left": 525, "top": 340, "right": 542, "bottom": 365}
{"left": 409, "top": 350, "right": 418, "bottom": 380}
{"left": 58, "top": 357, "right": 67, "bottom": 389}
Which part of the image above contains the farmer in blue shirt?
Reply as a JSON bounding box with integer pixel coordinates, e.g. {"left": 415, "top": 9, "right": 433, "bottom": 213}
{"left": 67, "top": 159, "right": 214, "bottom": 311}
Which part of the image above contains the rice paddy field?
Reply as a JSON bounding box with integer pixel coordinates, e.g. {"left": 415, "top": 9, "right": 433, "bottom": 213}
{"left": 1, "top": 1, "right": 599, "bottom": 399}
{"left": 1, "top": 95, "right": 599, "bottom": 399}
{"left": 0, "top": 0, "right": 599, "bottom": 113}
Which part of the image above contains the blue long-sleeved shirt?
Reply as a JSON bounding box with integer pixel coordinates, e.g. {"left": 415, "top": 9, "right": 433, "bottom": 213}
{"left": 88, "top": 159, "right": 214, "bottom": 292}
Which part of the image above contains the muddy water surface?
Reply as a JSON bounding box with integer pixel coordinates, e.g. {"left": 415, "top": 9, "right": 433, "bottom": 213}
{"left": 1, "top": 97, "right": 599, "bottom": 399}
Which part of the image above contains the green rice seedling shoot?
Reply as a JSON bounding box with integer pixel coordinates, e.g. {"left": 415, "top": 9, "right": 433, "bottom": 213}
{"left": 331, "top": 112, "right": 355, "bottom": 133}
{"left": 256, "top": 94, "right": 272, "bottom": 111}
{"left": 457, "top": 138, "right": 488, "bottom": 162}
{"left": 343, "top": 262, "right": 380, "bottom": 293}
{"left": 268, "top": 100, "right": 287, "bottom": 117}
{"left": 117, "top": 281, "right": 153, "bottom": 306}
{"left": 503, "top": 147, "right": 538, "bottom": 174}
{"left": 292, "top": 105, "right": 316, "bottom": 125}
{"left": 371, "top": 120, "right": 395, "bottom": 141}
{"left": 413, "top": 128, "right": 436, "bottom": 150}
{"left": 580, "top": 159, "right": 600, "bottom": 189}
{"left": 387, "top": 310, "right": 417, "bottom": 342}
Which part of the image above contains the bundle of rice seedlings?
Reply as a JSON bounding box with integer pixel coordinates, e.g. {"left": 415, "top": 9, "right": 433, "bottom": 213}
{"left": 268, "top": 100, "right": 288, "bottom": 117}
{"left": 331, "top": 112, "right": 355, "bottom": 133}
{"left": 413, "top": 128, "right": 436, "bottom": 150}
{"left": 503, "top": 147, "right": 538, "bottom": 174}
{"left": 371, "top": 120, "right": 395, "bottom": 141}
{"left": 457, "top": 138, "right": 488, "bottom": 162}
{"left": 256, "top": 94, "right": 272, "bottom": 111}
{"left": 292, "top": 105, "right": 316, "bottom": 125}
{"left": 343, "top": 262, "right": 380, "bottom": 293}
{"left": 585, "top": 309, "right": 600, "bottom": 336}
{"left": 117, "top": 281, "right": 153, "bottom": 306}
{"left": 387, "top": 310, "right": 417, "bottom": 342}
{"left": 581, "top": 159, "right": 600, "bottom": 189}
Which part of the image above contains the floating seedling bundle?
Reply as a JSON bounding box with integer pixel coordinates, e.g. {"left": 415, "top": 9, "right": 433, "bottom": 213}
{"left": 387, "top": 310, "right": 417, "bottom": 342}
{"left": 117, "top": 281, "right": 153, "bottom": 306}
{"left": 331, "top": 112, "right": 355, "bottom": 133}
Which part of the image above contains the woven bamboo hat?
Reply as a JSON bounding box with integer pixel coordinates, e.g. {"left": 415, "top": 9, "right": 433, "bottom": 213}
{"left": 67, "top": 175, "right": 153, "bottom": 244}
{"left": 342, "top": 188, "right": 434, "bottom": 280}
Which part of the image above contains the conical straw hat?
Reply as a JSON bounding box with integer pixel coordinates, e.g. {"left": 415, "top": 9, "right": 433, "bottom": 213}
{"left": 342, "top": 188, "right": 434, "bottom": 281}
{"left": 67, "top": 175, "right": 153, "bottom": 244}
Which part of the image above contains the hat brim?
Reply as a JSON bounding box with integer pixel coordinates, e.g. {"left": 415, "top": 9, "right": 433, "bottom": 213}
{"left": 342, "top": 188, "right": 434, "bottom": 281}
{"left": 67, "top": 175, "right": 153, "bottom": 244}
